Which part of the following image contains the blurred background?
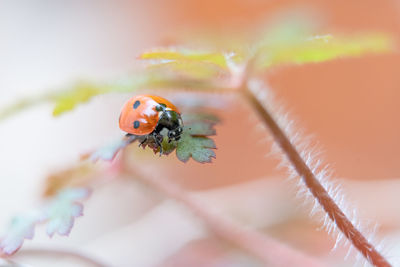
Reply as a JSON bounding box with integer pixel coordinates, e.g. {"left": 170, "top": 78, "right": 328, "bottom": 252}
{"left": 0, "top": 0, "right": 399, "bottom": 266}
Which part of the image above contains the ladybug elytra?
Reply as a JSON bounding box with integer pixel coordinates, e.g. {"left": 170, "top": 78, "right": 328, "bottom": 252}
{"left": 119, "top": 95, "right": 183, "bottom": 154}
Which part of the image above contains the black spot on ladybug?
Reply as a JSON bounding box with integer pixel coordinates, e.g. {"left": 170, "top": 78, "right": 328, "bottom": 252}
{"left": 133, "top": 100, "right": 141, "bottom": 109}
{"left": 133, "top": 120, "right": 140, "bottom": 129}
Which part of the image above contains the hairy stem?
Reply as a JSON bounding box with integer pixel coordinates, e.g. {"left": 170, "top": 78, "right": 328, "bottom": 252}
{"left": 125, "top": 162, "right": 325, "bottom": 267}
{"left": 242, "top": 82, "right": 391, "bottom": 267}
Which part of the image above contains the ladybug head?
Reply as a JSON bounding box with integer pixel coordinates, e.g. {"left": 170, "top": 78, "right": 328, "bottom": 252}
{"left": 155, "top": 110, "right": 184, "bottom": 142}
{"left": 167, "top": 122, "right": 183, "bottom": 141}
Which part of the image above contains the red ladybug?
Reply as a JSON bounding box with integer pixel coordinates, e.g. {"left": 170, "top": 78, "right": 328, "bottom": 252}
{"left": 119, "top": 95, "right": 183, "bottom": 154}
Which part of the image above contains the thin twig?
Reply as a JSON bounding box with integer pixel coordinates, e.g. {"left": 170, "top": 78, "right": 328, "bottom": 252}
{"left": 125, "top": 162, "right": 326, "bottom": 267}
{"left": 241, "top": 81, "right": 391, "bottom": 267}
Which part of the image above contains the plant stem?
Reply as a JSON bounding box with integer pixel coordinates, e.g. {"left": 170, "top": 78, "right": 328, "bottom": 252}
{"left": 242, "top": 83, "right": 391, "bottom": 267}
{"left": 126, "top": 163, "right": 325, "bottom": 267}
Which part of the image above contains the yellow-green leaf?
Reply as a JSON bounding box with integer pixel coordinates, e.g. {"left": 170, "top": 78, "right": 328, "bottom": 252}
{"left": 51, "top": 82, "right": 105, "bottom": 116}
{"left": 50, "top": 74, "right": 156, "bottom": 116}
{"left": 146, "top": 60, "right": 226, "bottom": 80}
{"left": 257, "top": 33, "right": 395, "bottom": 69}
{"left": 0, "top": 96, "right": 44, "bottom": 121}
{"left": 140, "top": 49, "right": 228, "bottom": 69}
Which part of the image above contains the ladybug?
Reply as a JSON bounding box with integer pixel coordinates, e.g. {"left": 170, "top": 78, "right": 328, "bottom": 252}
{"left": 119, "top": 95, "right": 183, "bottom": 154}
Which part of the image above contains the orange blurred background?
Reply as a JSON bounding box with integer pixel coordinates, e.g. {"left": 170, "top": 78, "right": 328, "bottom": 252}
{"left": 160, "top": 0, "right": 400, "bottom": 188}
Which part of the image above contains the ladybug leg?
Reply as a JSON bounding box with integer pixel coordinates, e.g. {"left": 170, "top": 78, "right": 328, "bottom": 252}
{"left": 138, "top": 136, "right": 148, "bottom": 148}
{"left": 149, "top": 132, "right": 163, "bottom": 156}
{"left": 154, "top": 134, "right": 163, "bottom": 156}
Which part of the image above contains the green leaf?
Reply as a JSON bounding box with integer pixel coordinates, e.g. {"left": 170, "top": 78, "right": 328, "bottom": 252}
{"left": 0, "top": 212, "right": 39, "bottom": 255}
{"left": 44, "top": 188, "right": 90, "bottom": 237}
{"left": 257, "top": 33, "right": 395, "bottom": 69}
{"left": 0, "top": 96, "right": 45, "bottom": 121}
{"left": 51, "top": 82, "right": 105, "bottom": 116}
{"left": 0, "top": 187, "right": 89, "bottom": 255}
{"left": 176, "top": 122, "right": 217, "bottom": 163}
{"left": 139, "top": 48, "right": 231, "bottom": 80}
{"left": 140, "top": 49, "right": 228, "bottom": 69}
{"left": 50, "top": 76, "right": 148, "bottom": 117}
{"left": 147, "top": 60, "right": 226, "bottom": 80}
